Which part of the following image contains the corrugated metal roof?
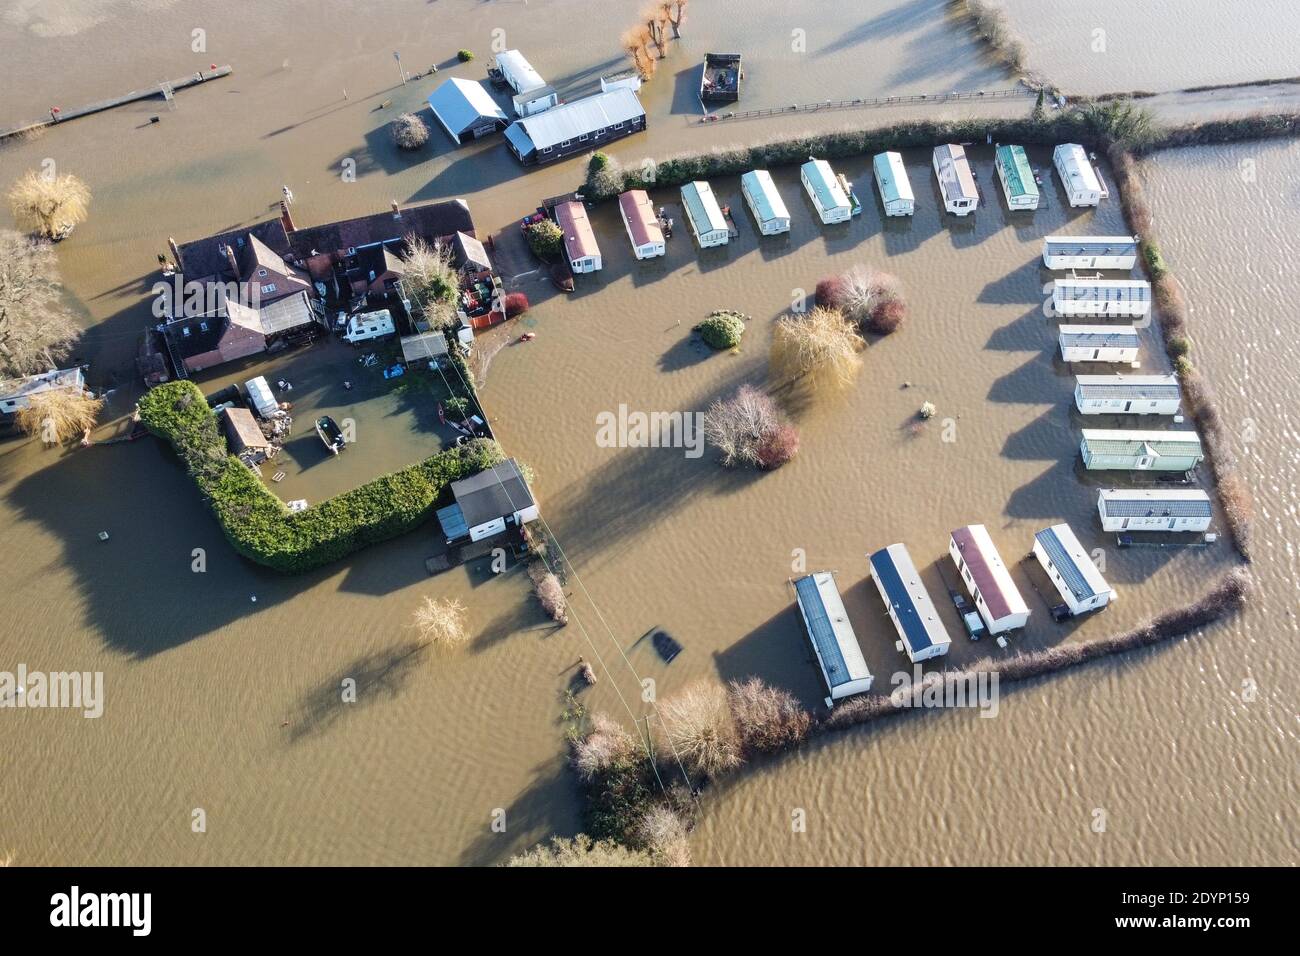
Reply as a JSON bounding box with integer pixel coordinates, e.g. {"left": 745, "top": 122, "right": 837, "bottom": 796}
{"left": 872, "top": 151, "right": 913, "bottom": 204}
{"left": 681, "top": 181, "right": 726, "bottom": 234}
{"left": 996, "top": 144, "right": 1038, "bottom": 199}
{"left": 801, "top": 159, "right": 850, "bottom": 213}
{"left": 1099, "top": 489, "right": 1212, "bottom": 518}
{"left": 934, "top": 144, "right": 978, "bottom": 201}
{"left": 1044, "top": 235, "right": 1138, "bottom": 257}
{"left": 950, "top": 524, "right": 1028, "bottom": 622}
{"left": 1055, "top": 278, "right": 1151, "bottom": 304}
{"left": 400, "top": 331, "right": 448, "bottom": 364}
{"left": 740, "top": 170, "right": 789, "bottom": 224}
{"left": 869, "top": 544, "right": 950, "bottom": 656}
{"left": 1076, "top": 374, "right": 1181, "bottom": 401}
{"left": 257, "top": 291, "right": 316, "bottom": 334}
{"left": 1081, "top": 429, "right": 1204, "bottom": 457}
{"left": 504, "top": 122, "right": 535, "bottom": 157}
{"left": 510, "top": 88, "right": 644, "bottom": 152}
{"left": 436, "top": 503, "right": 469, "bottom": 540}
{"left": 1054, "top": 143, "right": 1101, "bottom": 193}
{"left": 1059, "top": 325, "right": 1141, "bottom": 349}
{"left": 427, "top": 78, "right": 507, "bottom": 136}
{"left": 1, "top": 367, "right": 85, "bottom": 402}
{"left": 1035, "top": 524, "right": 1106, "bottom": 602}
{"left": 793, "top": 573, "right": 871, "bottom": 691}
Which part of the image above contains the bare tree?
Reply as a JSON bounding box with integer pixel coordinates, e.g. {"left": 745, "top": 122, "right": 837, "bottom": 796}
{"left": 658, "top": 681, "right": 742, "bottom": 778}
{"left": 663, "top": 0, "right": 689, "bottom": 38}
{"left": 528, "top": 559, "right": 567, "bottom": 624}
{"left": 506, "top": 834, "right": 656, "bottom": 867}
{"left": 7, "top": 169, "right": 91, "bottom": 240}
{"left": 411, "top": 596, "right": 469, "bottom": 649}
{"left": 703, "top": 383, "right": 780, "bottom": 467}
{"left": 15, "top": 387, "right": 103, "bottom": 445}
{"left": 572, "top": 712, "right": 638, "bottom": 780}
{"left": 0, "top": 230, "right": 81, "bottom": 378}
{"left": 643, "top": 7, "right": 668, "bottom": 57}
{"left": 636, "top": 804, "right": 691, "bottom": 866}
{"left": 400, "top": 235, "right": 460, "bottom": 330}
{"left": 772, "top": 306, "right": 863, "bottom": 387}
{"left": 622, "top": 26, "right": 656, "bottom": 79}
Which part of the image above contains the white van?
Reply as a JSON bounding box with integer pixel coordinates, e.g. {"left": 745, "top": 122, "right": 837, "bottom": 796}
{"left": 245, "top": 376, "right": 278, "bottom": 419}
{"left": 342, "top": 309, "right": 396, "bottom": 345}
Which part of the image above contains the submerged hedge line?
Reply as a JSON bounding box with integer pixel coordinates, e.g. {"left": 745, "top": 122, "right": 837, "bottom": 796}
{"left": 139, "top": 380, "right": 504, "bottom": 572}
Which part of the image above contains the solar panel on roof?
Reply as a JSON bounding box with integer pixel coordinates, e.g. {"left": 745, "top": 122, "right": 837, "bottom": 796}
{"left": 1103, "top": 498, "right": 1212, "bottom": 518}
{"left": 793, "top": 576, "right": 851, "bottom": 687}
{"left": 1035, "top": 528, "right": 1096, "bottom": 601}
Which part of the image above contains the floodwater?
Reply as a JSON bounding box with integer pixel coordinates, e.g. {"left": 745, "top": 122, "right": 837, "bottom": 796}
{"left": 0, "top": 1, "right": 1294, "bottom": 867}
{"left": 1000, "top": 0, "right": 1300, "bottom": 95}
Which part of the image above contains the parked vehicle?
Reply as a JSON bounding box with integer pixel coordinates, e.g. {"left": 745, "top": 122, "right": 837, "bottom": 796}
{"left": 341, "top": 309, "right": 396, "bottom": 345}
{"left": 245, "top": 376, "right": 278, "bottom": 419}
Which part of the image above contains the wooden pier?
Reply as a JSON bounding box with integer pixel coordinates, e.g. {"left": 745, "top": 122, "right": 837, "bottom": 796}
{"left": 0, "top": 65, "right": 233, "bottom": 141}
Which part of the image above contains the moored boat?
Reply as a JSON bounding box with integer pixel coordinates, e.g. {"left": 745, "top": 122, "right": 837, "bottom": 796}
{"left": 315, "top": 416, "right": 346, "bottom": 455}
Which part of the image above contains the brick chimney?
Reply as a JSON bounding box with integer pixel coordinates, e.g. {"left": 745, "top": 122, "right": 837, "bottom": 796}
{"left": 279, "top": 200, "right": 295, "bottom": 235}
{"left": 167, "top": 236, "right": 182, "bottom": 271}
{"left": 223, "top": 243, "right": 239, "bottom": 278}
{"left": 391, "top": 200, "right": 401, "bottom": 220}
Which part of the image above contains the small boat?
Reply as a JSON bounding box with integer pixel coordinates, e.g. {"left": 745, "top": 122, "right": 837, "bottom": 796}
{"left": 315, "top": 416, "right": 346, "bottom": 455}
{"left": 518, "top": 332, "right": 536, "bottom": 343}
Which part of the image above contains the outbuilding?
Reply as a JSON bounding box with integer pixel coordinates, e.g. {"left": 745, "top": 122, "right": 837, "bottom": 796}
{"left": 1059, "top": 325, "right": 1141, "bottom": 364}
{"left": 1074, "top": 374, "right": 1181, "bottom": 415}
{"left": 496, "top": 50, "right": 546, "bottom": 98}
{"left": 792, "top": 571, "right": 874, "bottom": 707}
{"left": 503, "top": 88, "right": 646, "bottom": 165}
{"left": 512, "top": 84, "right": 558, "bottom": 118}
{"left": 1043, "top": 235, "right": 1139, "bottom": 270}
{"left": 740, "top": 170, "right": 791, "bottom": 234}
{"left": 618, "top": 189, "right": 666, "bottom": 259}
{"left": 400, "top": 331, "right": 449, "bottom": 368}
{"left": 1080, "top": 429, "right": 1205, "bottom": 472}
{"left": 1053, "top": 143, "right": 1104, "bottom": 207}
{"left": 427, "top": 78, "right": 508, "bottom": 145}
{"left": 0, "top": 367, "right": 87, "bottom": 417}
{"left": 872, "top": 151, "right": 915, "bottom": 216}
{"left": 1053, "top": 277, "right": 1151, "bottom": 318}
{"left": 1032, "top": 523, "right": 1116, "bottom": 617}
{"left": 436, "top": 458, "right": 539, "bottom": 544}
{"left": 221, "top": 405, "right": 272, "bottom": 457}
{"left": 868, "top": 543, "right": 952, "bottom": 663}
{"left": 554, "top": 200, "right": 602, "bottom": 273}
{"left": 680, "top": 180, "right": 730, "bottom": 247}
{"left": 933, "top": 144, "right": 979, "bottom": 216}
{"left": 1097, "top": 488, "right": 1213, "bottom": 533}
{"left": 948, "top": 524, "right": 1031, "bottom": 635}
{"left": 800, "top": 158, "right": 855, "bottom": 224}
{"left": 995, "top": 144, "right": 1039, "bottom": 210}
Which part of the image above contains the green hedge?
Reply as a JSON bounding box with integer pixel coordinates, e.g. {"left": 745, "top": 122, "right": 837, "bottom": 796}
{"left": 139, "top": 381, "right": 505, "bottom": 572}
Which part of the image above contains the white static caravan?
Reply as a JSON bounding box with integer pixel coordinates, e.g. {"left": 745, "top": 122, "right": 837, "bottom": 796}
{"left": 800, "top": 159, "right": 853, "bottom": 224}
{"left": 1097, "top": 488, "right": 1213, "bottom": 533}
{"left": 1053, "top": 277, "right": 1151, "bottom": 319}
{"left": 995, "top": 144, "right": 1040, "bottom": 210}
{"left": 1054, "top": 143, "right": 1104, "bottom": 207}
{"left": 680, "top": 180, "right": 730, "bottom": 247}
{"left": 872, "top": 151, "right": 915, "bottom": 216}
{"left": 1074, "top": 374, "right": 1181, "bottom": 416}
{"left": 617, "top": 189, "right": 665, "bottom": 260}
{"left": 868, "top": 544, "right": 952, "bottom": 663}
{"left": 948, "top": 525, "right": 1031, "bottom": 635}
{"left": 244, "top": 376, "right": 278, "bottom": 419}
{"left": 496, "top": 50, "right": 553, "bottom": 115}
{"left": 740, "top": 170, "right": 791, "bottom": 235}
{"left": 554, "top": 200, "right": 602, "bottom": 273}
{"left": 1059, "top": 325, "right": 1141, "bottom": 364}
{"left": 792, "top": 572, "right": 874, "bottom": 707}
{"left": 1080, "top": 429, "right": 1205, "bottom": 472}
{"left": 933, "top": 144, "right": 979, "bottom": 216}
{"left": 1043, "top": 235, "right": 1139, "bottom": 271}
{"left": 1032, "top": 523, "right": 1116, "bottom": 617}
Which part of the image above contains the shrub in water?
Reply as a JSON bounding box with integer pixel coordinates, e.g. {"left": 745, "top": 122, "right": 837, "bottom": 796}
{"left": 457, "top": 49, "right": 474, "bottom": 62}
{"left": 392, "top": 112, "right": 430, "bottom": 150}
{"left": 503, "top": 291, "right": 530, "bottom": 317}
{"left": 694, "top": 310, "right": 747, "bottom": 350}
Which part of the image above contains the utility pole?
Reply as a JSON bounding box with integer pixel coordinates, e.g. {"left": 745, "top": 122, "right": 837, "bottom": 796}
{"left": 393, "top": 51, "right": 406, "bottom": 85}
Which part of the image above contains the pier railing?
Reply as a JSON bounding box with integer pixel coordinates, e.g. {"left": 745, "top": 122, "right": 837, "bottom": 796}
{"left": 699, "top": 88, "right": 1033, "bottom": 124}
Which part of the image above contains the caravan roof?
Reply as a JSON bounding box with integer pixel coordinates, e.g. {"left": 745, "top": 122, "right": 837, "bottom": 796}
{"left": 934, "top": 144, "right": 978, "bottom": 201}
{"left": 1034, "top": 524, "right": 1109, "bottom": 603}
{"left": 740, "top": 170, "right": 789, "bottom": 223}
{"left": 873, "top": 151, "right": 914, "bottom": 203}
{"left": 801, "top": 159, "right": 849, "bottom": 212}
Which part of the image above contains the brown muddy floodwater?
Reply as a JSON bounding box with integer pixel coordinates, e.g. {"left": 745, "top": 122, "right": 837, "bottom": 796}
{"left": 0, "top": 0, "right": 1294, "bottom": 866}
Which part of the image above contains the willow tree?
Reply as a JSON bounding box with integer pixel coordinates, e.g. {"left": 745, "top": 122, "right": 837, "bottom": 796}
{"left": 7, "top": 169, "right": 91, "bottom": 240}
{"left": 411, "top": 597, "right": 469, "bottom": 649}
{"left": 16, "top": 387, "right": 103, "bottom": 445}
{"left": 0, "top": 229, "right": 80, "bottom": 378}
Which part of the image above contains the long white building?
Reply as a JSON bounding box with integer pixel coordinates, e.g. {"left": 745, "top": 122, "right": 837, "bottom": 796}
{"left": 1032, "top": 523, "right": 1116, "bottom": 617}
{"left": 1097, "top": 489, "right": 1213, "bottom": 533}
{"left": 948, "top": 524, "right": 1030, "bottom": 635}
{"left": 1074, "top": 374, "right": 1181, "bottom": 415}
{"left": 1053, "top": 278, "right": 1151, "bottom": 318}
{"left": 1059, "top": 325, "right": 1141, "bottom": 364}
{"left": 1043, "top": 235, "right": 1139, "bottom": 271}
{"left": 792, "top": 571, "right": 874, "bottom": 707}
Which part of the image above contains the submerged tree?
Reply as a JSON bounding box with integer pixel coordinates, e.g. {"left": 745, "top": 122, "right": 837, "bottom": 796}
{"left": 411, "top": 597, "right": 469, "bottom": 649}
{"left": 658, "top": 681, "right": 742, "bottom": 779}
{"left": 400, "top": 235, "right": 459, "bottom": 329}
{"left": 506, "top": 834, "right": 657, "bottom": 867}
{"left": 15, "top": 387, "right": 103, "bottom": 445}
{"left": 622, "top": 26, "right": 657, "bottom": 80}
{"left": 391, "top": 112, "right": 430, "bottom": 150}
{"left": 7, "top": 169, "right": 91, "bottom": 240}
{"left": 771, "top": 306, "right": 863, "bottom": 388}
{"left": 0, "top": 229, "right": 81, "bottom": 378}
{"left": 662, "top": 0, "right": 689, "bottom": 38}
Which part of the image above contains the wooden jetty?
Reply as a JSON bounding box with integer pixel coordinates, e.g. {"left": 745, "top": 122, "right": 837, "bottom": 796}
{"left": 0, "top": 65, "right": 233, "bottom": 141}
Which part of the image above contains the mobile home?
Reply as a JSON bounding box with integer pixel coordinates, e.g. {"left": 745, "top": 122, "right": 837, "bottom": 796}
{"left": 436, "top": 458, "right": 539, "bottom": 545}
{"left": 1080, "top": 429, "right": 1205, "bottom": 472}
{"left": 868, "top": 544, "right": 952, "bottom": 663}
{"left": 1059, "top": 325, "right": 1141, "bottom": 364}
{"left": 948, "top": 525, "right": 1031, "bottom": 635}
{"left": 1097, "top": 488, "right": 1213, "bottom": 533}
{"left": 503, "top": 88, "right": 646, "bottom": 165}
{"left": 740, "top": 170, "right": 791, "bottom": 235}
{"left": 554, "top": 200, "right": 602, "bottom": 273}
{"left": 0, "top": 367, "right": 86, "bottom": 416}
{"left": 341, "top": 309, "right": 396, "bottom": 344}
{"left": 933, "top": 144, "right": 979, "bottom": 216}
{"left": 496, "top": 51, "right": 547, "bottom": 101}
{"left": 680, "top": 180, "right": 730, "bottom": 247}
{"left": 994, "top": 144, "right": 1040, "bottom": 210}
{"left": 1053, "top": 278, "right": 1151, "bottom": 318}
{"left": 800, "top": 159, "right": 854, "bottom": 224}
{"left": 1053, "top": 144, "right": 1103, "bottom": 207}
{"left": 1032, "top": 523, "right": 1116, "bottom": 617}
{"left": 617, "top": 189, "right": 665, "bottom": 259}
{"left": 792, "top": 571, "right": 874, "bottom": 707}
{"left": 872, "top": 151, "right": 915, "bottom": 216}
{"left": 1043, "top": 235, "right": 1139, "bottom": 271}
{"left": 1074, "top": 374, "right": 1181, "bottom": 416}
